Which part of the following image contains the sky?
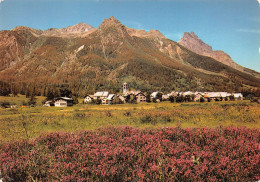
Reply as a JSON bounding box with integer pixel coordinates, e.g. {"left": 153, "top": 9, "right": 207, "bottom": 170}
{"left": 0, "top": 0, "right": 259, "bottom": 72}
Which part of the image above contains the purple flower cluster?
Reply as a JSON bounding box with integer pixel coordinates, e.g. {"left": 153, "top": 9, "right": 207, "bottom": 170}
{"left": 1, "top": 126, "right": 259, "bottom": 181}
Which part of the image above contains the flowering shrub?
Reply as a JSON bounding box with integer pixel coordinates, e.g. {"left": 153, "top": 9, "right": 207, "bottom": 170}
{"left": 0, "top": 127, "right": 259, "bottom": 181}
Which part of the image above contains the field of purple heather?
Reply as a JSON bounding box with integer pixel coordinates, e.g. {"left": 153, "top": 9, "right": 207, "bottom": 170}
{"left": 1, "top": 126, "right": 259, "bottom": 181}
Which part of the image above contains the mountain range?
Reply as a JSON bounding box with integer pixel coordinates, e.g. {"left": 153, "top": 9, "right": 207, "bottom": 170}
{"left": 0, "top": 16, "right": 259, "bottom": 96}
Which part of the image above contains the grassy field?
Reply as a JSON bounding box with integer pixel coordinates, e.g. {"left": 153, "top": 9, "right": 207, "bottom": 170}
{"left": 0, "top": 96, "right": 259, "bottom": 143}
{"left": 0, "top": 94, "right": 46, "bottom": 106}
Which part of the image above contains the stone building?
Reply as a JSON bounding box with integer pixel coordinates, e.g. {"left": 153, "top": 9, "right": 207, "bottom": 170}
{"left": 136, "top": 92, "right": 146, "bottom": 103}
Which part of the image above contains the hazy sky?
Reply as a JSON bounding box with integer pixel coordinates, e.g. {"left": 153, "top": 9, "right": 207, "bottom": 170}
{"left": 0, "top": 0, "right": 259, "bottom": 71}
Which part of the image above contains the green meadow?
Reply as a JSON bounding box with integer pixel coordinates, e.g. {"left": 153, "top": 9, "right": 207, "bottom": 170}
{"left": 0, "top": 95, "right": 46, "bottom": 106}
{"left": 0, "top": 95, "right": 259, "bottom": 143}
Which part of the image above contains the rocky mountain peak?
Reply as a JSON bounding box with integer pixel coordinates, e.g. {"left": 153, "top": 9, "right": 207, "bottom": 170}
{"left": 97, "top": 16, "right": 131, "bottom": 40}
{"left": 184, "top": 32, "right": 198, "bottom": 39}
{"left": 98, "top": 16, "right": 124, "bottom": 30}
{"left": 147, "top": 30, "right": 166, "bottom": 39}
{"left": 12, "top": 26, "right": 43, "bottom": 35}
{"left": 180, "top": 32, "right": 212, "bottom": 52}
{"left": 42, "top": 22, "right": 95, "bottom": 36}
{"left": 12, "top": 26, "right": 34, "bottom": 32}
{"left": 126, "top": 28, "right": 166, "bottom": 40}
{"left": 178, "top": 32, "right": 240, "bottom": 69}
{"left": 104, "top": 16, "right": 121, "bottom": 24}
{"left": 61, "top": 23, "right": 95, "bottom": 33}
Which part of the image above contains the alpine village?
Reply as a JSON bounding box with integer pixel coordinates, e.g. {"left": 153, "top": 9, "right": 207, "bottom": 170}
{"left": 43, "top": 82, "right": 244, "bottom": 107}
{"left": 0, "top": 17, "right": 258, "bottom": 108}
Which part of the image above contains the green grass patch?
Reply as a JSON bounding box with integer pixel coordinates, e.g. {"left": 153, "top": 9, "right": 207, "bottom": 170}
{"left": 0, "top": 94, "right": 46, "bottom": 106}
{"left": 0, "top": 100, "right": 259, "bottom": 143}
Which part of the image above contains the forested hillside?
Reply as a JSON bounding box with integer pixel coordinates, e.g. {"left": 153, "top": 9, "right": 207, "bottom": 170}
{"left": 0, "top": 17, "right": 260, "bottom": 98}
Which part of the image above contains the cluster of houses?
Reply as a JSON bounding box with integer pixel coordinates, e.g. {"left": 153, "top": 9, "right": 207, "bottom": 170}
{"left": 83, "top": 83, "right": 147, "bottom": 105}
{"left": 166, "top": 91, "right": 243, "bottom": 102}
{"left": 44, "top": 82, "right": 243, "bottom": 107}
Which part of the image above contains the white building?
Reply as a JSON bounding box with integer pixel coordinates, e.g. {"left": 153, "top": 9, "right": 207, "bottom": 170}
{"left": 102, "top": 94, "right": 115, "bottom": 105}
{"left": 233, "top": 93, "right": 243, "bottom": 100}
{"left": 84, "top": 95, "right": 93, "bottom": 104}
{"left": 93, "top": 91, "right": 109, "bottom": 100}
{"left": 151, "top": 92, "right": 159, "bottom": 99}
{"left": 54, "top": 97, "right": 73, "bottom": 107}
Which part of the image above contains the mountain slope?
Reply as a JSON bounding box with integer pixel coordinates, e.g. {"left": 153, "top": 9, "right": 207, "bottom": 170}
{"left": 0, "top": 17, "right": 259, "bottom": 96}
{"left": 178, "top": 32, "right": 260, "bottom": 78}
{"left": 42, "top": 23, "right": 95, "bottom": 37}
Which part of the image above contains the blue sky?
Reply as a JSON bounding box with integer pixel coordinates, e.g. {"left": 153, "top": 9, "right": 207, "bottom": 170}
{"left": 0, "top": 0, "right": 259, "bottom": 72}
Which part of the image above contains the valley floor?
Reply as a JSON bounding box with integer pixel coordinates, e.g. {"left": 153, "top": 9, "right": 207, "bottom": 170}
{"left": 0, "top": 99, "right": 259, "bottom": 143}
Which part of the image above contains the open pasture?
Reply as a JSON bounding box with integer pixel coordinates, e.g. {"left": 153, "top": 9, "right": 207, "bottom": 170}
{"left": 0, "top": 99, "right": 259, "bottom": 181}
{"left": 0, "top": 100, "right": 259, "bottom": 142}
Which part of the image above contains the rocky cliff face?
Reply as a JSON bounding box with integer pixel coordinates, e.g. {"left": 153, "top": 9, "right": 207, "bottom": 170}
{"left": 178, "top": 32, "right": 238, "bottom": 68}
{"left": 0, "top": 17, "right": 259, "bottom": 94}
{"left": 126, "top": 28, "right": 166, "bottom": 39}
{"left": 61, "top": 23, "right": 94, "bottom": 33}
{"left": 178, "top": 32, "right": 260, "bottom": 78}
{"left": 42, "top": 23, "right": 95, "bottom": 36}
{"left": 0, "top": 28, "right": 37, "bottom": 71}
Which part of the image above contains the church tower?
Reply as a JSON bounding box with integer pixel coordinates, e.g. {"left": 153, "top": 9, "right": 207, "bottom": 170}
{"left": 123, "top": 82, "right": 128, "bottom": 95}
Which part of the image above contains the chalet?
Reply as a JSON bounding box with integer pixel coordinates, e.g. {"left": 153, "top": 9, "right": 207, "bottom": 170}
{"left": 111, "top": 95, "right": 126, "bottom": 104}
{"left": 204, "top": 92, "right": 221, "bottom": 101}
{"left": 183, "top": 91, "right": 194, "bottom": 96}
{"left": 43, "top": 100, "right": 54, "bottom": 107}
{"left": 162, "top": 94, "right": 169, "bottom": 101}
{"left": 102, "top": 94, "right": 115, "bottom": 105}
{"left": 125, "top": 93, "right": 136, "bottom": 103}
{"left": 151, "top": 92, "right": 158, "bottom": 99}
{"left": 136, "top": 92, "right": 146, "bottom": 103}
{"left": 194, "top": 92, "right": 203, "bottom": 102}
{"left": 182, "top": 91, "right": 195, "bottom": 102}
{"left": 219, "top": 92, "right": 230, "bottom": 101}
{"left": 93, "top": 91, "right": 109, "bottom": 100}
{"left": 226, "top": 93, "right": 232, "bottom": 101}
{"left": 170, "top": 91, "right": 179, "bottom": 97}
{"left": 118, "top": 95, "right": 126, "bottom": 104}
{"left": 84, "top": 95, "right": 93, "bottom": 104}
{"left": 203, "top": 92, "right": 233, "bottom": 101}
{"left": 151, "top": 92, "right": 162, "bottom": 102}
{"left": 124, "top": 90, "right": 142, "bottom": 97}
{"left": 233, "top": 93, "right": 243, "bottom": 100}
{"left": 218, "top": 92, "right": 227, "bottom": 98}
{"left": 54, "top": 97, "right": 73, "bottom": 107}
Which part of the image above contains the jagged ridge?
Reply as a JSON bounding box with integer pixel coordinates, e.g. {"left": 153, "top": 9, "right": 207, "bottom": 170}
{"left": 178, "top": 32, "right": 260, "bottom": 78}
{"left": 0, "top": 16, "right": 259, "bottom": 96}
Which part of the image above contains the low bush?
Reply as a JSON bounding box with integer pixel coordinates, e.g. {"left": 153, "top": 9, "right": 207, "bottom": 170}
{"left": 0, "top": 101, "right": 10, "bottom": 108}
{"left": 140, "top": 115, "right": 157, "bottom": 124}
{"left": 123, "top": 111, "right": 131, "bottom": 117}
{"left": 73, "top": 111, "right": 86, "bottom": 120}
{"left": 104, "top": 111, "right": 113, "bottom": 117}
{"left": 1, "top": 127, "right": 259, "bottom": 182}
